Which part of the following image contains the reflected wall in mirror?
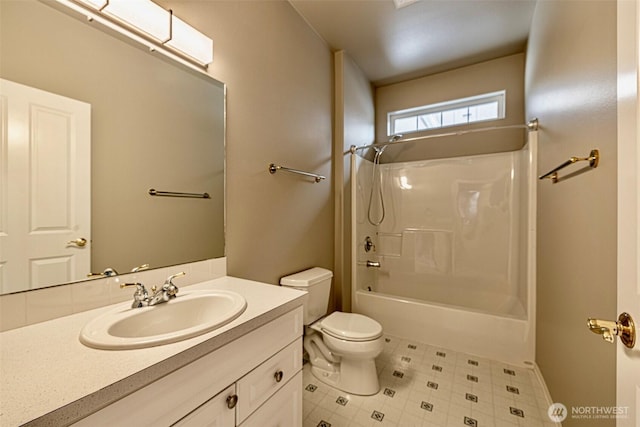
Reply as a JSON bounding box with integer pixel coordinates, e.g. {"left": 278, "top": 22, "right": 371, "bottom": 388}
{"left": 0, "top": 0, "right": 225, "bottom": 294}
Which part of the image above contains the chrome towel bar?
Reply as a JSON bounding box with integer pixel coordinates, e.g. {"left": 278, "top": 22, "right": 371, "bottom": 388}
{"left": 268, "top": 163, "right": 325, "bottom": 183}
{"left": 538, "top": 149, "right": 599, "bottom": 183}
{"left": 148, "top": 189, "right": 211, "bottom": 198}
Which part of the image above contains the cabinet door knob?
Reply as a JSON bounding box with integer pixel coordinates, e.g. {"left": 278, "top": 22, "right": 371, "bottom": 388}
{"left": 226, "top": 394, "right": 238, "bottom": 409}
{"left": 274, "top": 370, "right": 284, "bottom": 383}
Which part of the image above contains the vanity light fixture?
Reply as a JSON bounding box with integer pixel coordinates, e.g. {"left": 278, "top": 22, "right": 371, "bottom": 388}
{"left": 165, "top": 14, "right": 214, "bottom": 66}
{"left": 81, "top": 0, "right": 171, "bottom": 41}
{"left": 57, "top": 0, "right": 213, "bottom": 69}
{"left": 392, "top": 0, "right": 420, "bottom": 9}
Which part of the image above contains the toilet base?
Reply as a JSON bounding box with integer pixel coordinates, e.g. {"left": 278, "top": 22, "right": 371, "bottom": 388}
{"left": 309, "top": 357, "right": 380, "bottom": 396}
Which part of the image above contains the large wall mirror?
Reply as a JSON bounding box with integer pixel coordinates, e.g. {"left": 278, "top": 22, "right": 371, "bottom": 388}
{"left": 0, "top": 0, "right": 225, "bottom": 294}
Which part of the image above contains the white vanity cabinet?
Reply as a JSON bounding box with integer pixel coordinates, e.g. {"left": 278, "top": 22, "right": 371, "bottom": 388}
{"left": 172, "top": 384, "right": 236, "bottom": 427}
{"left": 239, "top": 370, "right": 302, "bottom": 427}
{"left": 174, "top": 341, "right": 303, "bottom": 427}
{"left": 73, "top": 307, "right": 303, "bottom": 427}
{"left": 174, "top": 371, "right": 303, "bottom": 427}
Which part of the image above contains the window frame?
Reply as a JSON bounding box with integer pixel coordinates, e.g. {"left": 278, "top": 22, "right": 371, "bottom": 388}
{"left": 387, "top": 90, "right": 506, "bottom": 136}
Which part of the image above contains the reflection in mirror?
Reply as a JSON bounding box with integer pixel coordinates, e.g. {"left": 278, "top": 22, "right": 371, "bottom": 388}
{"left": 0, "top": 0, "right": 225, "bottom": 294}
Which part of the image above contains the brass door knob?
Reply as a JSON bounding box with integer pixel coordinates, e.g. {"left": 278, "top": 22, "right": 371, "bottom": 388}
{"left": 67, "top": 238, "right": 87, "bottom": 247}
{"left": 587, "top": 312, "right": 635, "bottom": 348}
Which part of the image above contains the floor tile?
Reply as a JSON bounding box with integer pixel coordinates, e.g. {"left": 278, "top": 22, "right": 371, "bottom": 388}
{"left": 302, "top": 335, "right": 553, "bottom": 427}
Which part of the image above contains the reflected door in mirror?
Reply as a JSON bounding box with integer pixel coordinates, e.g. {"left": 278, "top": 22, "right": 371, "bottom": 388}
{"left": 0, "top": 79, "right": 91, "bottom": 293}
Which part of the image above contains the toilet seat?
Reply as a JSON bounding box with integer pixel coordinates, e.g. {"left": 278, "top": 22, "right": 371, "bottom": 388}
{"left": 318, "top": 312, "right": 383, "bottom": 342}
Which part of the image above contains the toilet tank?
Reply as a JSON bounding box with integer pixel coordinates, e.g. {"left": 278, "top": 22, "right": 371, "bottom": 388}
{"left": 280, "top": 267, "right": 333, "bottom": 325}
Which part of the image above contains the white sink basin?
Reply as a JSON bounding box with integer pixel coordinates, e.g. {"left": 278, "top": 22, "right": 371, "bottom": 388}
{"left": 80, "top": 290, "right": 247, "bottom": 350}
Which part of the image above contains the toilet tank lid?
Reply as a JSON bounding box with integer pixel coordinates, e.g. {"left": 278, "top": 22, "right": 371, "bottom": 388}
{"left": 280, "top": 267, "right": 333, "bottom": 287}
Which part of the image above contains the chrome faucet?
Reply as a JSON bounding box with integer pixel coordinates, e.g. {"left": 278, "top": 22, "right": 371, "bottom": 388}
{"left": 120, "top": 282, "right": 150, "bottom": 308}
{"left": 148, "top": 272, "right": 186, "bottom": 305}
{"left": 121, "top": 272, "right": 186, "bottom": 308}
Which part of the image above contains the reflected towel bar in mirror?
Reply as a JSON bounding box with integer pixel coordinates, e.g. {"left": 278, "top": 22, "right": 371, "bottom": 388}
{"left": 538, "top": 149, "right": 599, "bottom": 183}
{"left": 149, "top": 189, "right": 211, "bottom": 198}
{"left": 268, "top": 163, "right": 326, "bottom": 183}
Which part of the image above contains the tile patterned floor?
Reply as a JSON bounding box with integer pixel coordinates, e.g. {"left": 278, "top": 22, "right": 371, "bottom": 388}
{"left": 303, "top": 335, "right": 560, "bottom": 427}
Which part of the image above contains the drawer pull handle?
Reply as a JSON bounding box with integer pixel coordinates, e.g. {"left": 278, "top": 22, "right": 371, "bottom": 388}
{"left": 226, "top": 394, "right": 238, "bottom": 409}
{"left": 274, "top": 370, "right": 284, "bottom": 383}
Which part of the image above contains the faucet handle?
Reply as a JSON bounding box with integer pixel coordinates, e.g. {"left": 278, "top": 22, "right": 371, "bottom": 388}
{"left": 88, "top": 268, "right": 119, "bottom": 278}
{"left": 120, "top": 282, "right": 149, "bottom": 308}
{"left": 121, "top": 282, "right": 142, "bottom": 289}
{"left": 162, "top": 272, "right": 185, "bottom": 297}
{"left": 165, "top": 271, "right": 186, "bottom": 284}
{"left": 120, "top": 282, "right": 148, "bottom": 293}
{"left": 87, "top": 272, "right": 104, "bottom": 278}
{"left": 131, "top": 264, "right": 149, "bottom": 273}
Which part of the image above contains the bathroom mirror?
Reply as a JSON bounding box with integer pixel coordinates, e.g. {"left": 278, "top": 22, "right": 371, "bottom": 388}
{"left": 0, "top": 0, "right": 225, "bottom": 294}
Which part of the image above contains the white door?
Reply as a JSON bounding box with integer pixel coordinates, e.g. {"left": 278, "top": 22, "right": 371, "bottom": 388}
{"left": 616, "top": 1, "right": 640, "bottom": 425}
{"left": 0, "top": 79, "right": 91, "bottom": 293}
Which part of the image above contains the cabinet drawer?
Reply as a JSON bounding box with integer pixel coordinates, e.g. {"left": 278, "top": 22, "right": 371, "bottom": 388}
{"left": 236, "top": 339, "right": 302, "bottom": 423}
{"left": 172, "top": 384, "right": 235, "bottom": 427}
{"left": 239, "top": 371, "right": 302, "bottom": 427}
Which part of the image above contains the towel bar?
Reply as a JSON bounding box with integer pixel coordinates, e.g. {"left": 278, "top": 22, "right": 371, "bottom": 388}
{"left": 539, "top": 149, "right": 599, "bottom": 183}
{"left": 148, "top": 189, "right": 211, "bottom": 198}
{"left": 268, "top": 163, "right": 325, "bottom": 183}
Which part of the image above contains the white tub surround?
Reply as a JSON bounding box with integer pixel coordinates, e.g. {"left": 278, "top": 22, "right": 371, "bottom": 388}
{"left": 351, "top": 135, "right": 537, "bottom": 366}
{"left": 0, "top": 276, "right": 305, "bottom": 426}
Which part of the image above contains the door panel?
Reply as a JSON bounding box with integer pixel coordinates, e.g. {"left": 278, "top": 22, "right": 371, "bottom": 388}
{"left": 616, "top": 1, "right": 640, "bottom": 425}
{"left": 30, "top": 104, "right": 74, "bottom": 232}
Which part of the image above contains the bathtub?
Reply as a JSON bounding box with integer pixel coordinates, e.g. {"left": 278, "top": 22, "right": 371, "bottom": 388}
{"left": 353, "top": 289, "right": 534, "bottom": 366}
{"left": 350, "top": 133, "right": 537, "bottom": 367}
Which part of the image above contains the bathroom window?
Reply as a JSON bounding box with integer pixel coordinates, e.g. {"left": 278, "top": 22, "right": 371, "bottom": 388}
{"left": 387, "top": 90, "right": 506, "bottom": 136}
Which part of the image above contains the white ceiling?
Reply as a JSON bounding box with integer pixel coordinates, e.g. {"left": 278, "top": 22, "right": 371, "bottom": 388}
{"left": 289, "top": 0, "right": 536, "bottom": 86}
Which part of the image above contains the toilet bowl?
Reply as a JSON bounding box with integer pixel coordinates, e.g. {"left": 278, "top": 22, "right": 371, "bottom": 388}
{"left": 304, "top": 312, "right": 383, "bottom": 395}
{"left": 280, "top": 267, "right": 384, "bottom": 396}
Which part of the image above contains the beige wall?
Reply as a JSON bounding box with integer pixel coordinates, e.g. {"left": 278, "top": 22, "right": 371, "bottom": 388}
{"left": 525, "top": 1, "right": 617, "bottom": 424}
{"left": 1, "top": 0, "right": 224, "bottom": 277}
{"left": 159, "top": 1, "right": 335, "bottom": 285}
{"left": 333, "top": 51, "right": 375, "bottom": 311}
{"left": 375, "top": 53, "right": 526, "bottom": 163}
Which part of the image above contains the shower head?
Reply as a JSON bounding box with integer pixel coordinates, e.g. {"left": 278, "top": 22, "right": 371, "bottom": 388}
{"left": 373, "top": 134, "right": 403, "bottom": 155}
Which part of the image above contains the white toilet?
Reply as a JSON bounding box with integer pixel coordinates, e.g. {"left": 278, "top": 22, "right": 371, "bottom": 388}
{"left": 280, "top": 267, "right": 383, "bottom": 395}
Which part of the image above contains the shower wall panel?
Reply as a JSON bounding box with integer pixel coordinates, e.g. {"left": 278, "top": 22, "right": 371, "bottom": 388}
{"left": 357, "top": 150, "right": 528, "bottom": 318}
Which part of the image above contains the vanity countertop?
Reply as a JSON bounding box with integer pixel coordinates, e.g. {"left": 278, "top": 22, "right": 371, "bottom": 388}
{"left": 0, "top": 276, "right": 306, "bottom": 427}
